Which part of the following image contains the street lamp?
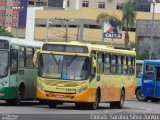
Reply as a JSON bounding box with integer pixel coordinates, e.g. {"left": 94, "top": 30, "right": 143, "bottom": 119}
{"left": 148, "top": 0, "right": 160, "bottom": 59}
{"left": 12, "top": 6, "right": 24, "bottom": 38}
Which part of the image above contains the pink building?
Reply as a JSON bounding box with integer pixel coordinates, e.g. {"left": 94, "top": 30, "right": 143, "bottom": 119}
{"left": 0, "top": 0, "right": 20, "bottom": 27}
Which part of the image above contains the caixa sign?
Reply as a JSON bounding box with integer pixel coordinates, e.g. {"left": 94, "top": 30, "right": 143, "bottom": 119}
{"left": 104, "top": 32, "right": 122, "bottom": 39}
{"left": 104, "top": 21, "right": 122, "bottom": 39}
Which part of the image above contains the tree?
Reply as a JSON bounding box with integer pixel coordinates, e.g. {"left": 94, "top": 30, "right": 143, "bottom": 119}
{"left": 96, "top": 12, "right": 121, "bottom": 43}
{"left": 0, "top": 27, "right": 13, "bottom": 37}
{"left": 96, "top": 1, "right": 136, "bottom": 49}
{"left": 122, "top": 1, "right": 136, "bottom": 49}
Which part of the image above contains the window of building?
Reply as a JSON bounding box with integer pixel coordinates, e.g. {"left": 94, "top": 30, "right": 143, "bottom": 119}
{"left": 84, "top": 24, "right": 101, "bottom": 29}
{"left": 82, "top": 1, "right": 89, "bottom": 7}
{"left": 67, "top": 0, "right": 70, "bottom": 7}
{"left": 98, "top": 2, "right": 105, "bottom": 9}
{"left": 117, "top": 3, "right": 123, "bottom": 10}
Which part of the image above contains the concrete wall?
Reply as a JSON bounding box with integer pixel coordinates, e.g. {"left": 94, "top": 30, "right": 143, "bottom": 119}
{"left": 136, "top": 20, "right": 160, "bottom": 58}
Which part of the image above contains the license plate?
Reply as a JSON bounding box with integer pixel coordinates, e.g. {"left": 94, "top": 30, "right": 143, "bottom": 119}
{"left": 55, "top": 95, "right": 64, "bottom": 98}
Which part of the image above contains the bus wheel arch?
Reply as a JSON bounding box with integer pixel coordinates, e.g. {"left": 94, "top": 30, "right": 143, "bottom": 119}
{"left": 136, "top": 87, "right": 148, "bottom": 101}
{"left": 87, "top": 88, "right": 101, "bottom": 110}
{"left": 18, "top": 82, "right": 25, "bottom": 100}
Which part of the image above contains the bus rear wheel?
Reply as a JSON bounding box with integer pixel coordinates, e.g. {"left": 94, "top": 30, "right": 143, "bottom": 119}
{"left": 136, "top": 88, "right": 148, "bottom": 101}
{"left": 110, "top": 89, "right": 125, "bottom": 109}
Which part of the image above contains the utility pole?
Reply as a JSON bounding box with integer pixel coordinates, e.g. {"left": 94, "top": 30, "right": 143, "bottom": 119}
{"left": 55, "top": 18, "right": 74, "bottom": 42}
{"left": 149, "top": 1, "right": 155, "bottom": 59}
{"left": 148, "top": 0, "right": 160, "bottom": 59}
{"left": 46, "top": 0, "right": 49, "bottom": 42}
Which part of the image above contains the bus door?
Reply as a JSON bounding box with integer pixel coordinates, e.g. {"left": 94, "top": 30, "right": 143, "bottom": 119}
{"left": 155, "top": 67, "right": 160, "bottom": 97}
{"left": 142, "top": 64, "right": 155, "bottom": 97}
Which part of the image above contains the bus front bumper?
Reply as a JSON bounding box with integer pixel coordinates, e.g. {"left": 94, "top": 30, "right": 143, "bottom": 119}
{"left": 0, "top": 87, "right": 17, "bottom": 99}
{"left": 36, "top": 87, "right": 96, "bottom": 103}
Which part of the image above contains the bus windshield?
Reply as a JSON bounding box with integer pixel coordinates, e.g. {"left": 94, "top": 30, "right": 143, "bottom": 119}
{"left": 0, "top": 50, "right": 8, "bottom": 77}
{"left": 38, "top": 54, "right": 89, "bottom": 80}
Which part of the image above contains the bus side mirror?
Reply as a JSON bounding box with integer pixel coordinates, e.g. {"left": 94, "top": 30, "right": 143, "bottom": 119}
{"left": 33, "top": 50, "right": 40, "bottom": 68}
{"left": 91, "top": 57, "right": 96, "bottom": 74}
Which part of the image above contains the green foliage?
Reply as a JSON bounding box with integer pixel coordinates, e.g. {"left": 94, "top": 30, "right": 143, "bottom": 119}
{"left": 122, "top": 1, "right": 137, "bottom": 28}
{"left": 96, "top": 12, "right": 121, "bottom": 26}
{"left": 136, "top": 49, "right": 149, "bottom": 60}
{"left": 130, "top": 42, "right": 135, "bottom": 49}
{"left": 0, "top": 27, "right": 13, "bottom": 37}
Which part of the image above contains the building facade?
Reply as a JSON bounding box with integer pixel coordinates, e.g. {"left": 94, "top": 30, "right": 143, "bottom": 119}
{"left": 136, "top": 20, "right": 160, "bottom": 58}
{"left": 25, "top": 7, "right": 160, "bottom": 48}
{"left": 63, "top": 0, "right": 131, "bottom": 10}
{"left": 0, "top": 0, "right": 21, "bottom": 27}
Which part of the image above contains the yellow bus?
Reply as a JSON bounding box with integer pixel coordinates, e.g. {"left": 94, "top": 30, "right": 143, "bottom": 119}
{"left": 33, "top": 41, "right": 136, "bottom": 109}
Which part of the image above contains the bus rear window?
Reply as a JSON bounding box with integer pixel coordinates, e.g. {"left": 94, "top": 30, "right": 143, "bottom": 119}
{"left": 0, "top": 40, "right": 9, "bottom": 49}
{"left": 42, "top": 44, "right": 88, "bottom": 53}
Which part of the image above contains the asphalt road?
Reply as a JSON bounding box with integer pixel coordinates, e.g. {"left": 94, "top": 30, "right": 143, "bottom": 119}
{"left": 0, "top": 97, "right": 160, "bottom": 120}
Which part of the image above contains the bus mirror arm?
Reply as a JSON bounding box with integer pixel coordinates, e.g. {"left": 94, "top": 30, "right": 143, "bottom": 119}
{"left": 91, "top": 57, "right": 96, "bottom": 75}
{"left": 33, "top": 50, "right": 40, "bottom": 68}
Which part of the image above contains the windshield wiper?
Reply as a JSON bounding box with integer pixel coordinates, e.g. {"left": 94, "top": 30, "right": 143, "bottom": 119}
{"left": 66, "top": 54, "right": 78, "bottom": 67}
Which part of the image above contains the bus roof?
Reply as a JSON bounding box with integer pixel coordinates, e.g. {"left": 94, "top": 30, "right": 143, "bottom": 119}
{"left": 144, "top": 60, "right": 160, "bottom": 64}
{"left": 136, "top": 60, "right": 144, "bottom": 64}
{"left": 45, "top": 41, "right": 136, "bottom": 56}
{"left": 0, "top": 36, "right": 43, "bottom": 48}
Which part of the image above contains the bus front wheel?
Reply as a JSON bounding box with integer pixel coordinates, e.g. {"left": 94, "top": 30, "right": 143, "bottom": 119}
{"left": 87, "top": 91, "right": 100, "bottom": 110}
{"left": 136, "top": 88, "right": 148, "bottom": 101}
{"left": 48, "top": 102, "right": 57, "bottom": 108}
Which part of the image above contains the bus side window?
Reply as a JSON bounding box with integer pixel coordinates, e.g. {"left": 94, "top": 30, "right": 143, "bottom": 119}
{"left": 97, "top": 52, "right": 103, "bottom": 74}
{"left": 123, "top": 56, "right": 128, "bottom": 75}
{"left": 145, "top": 65, "right": 154, "bottom": 78}
{"left": 111, "top": 54, "right": 117, "bottom": 74}
{"left": 104, "top": 53, "right": 110, "bottom": 74}
{"left": 18, "top": 47, "right": 26, "bottom": 68}
{"left": 128, "top": 56, "right": 133, "bottom": 75}
{"left": 10, "top": 49, "right": 18, "bottom": 73}
{"left": 118, "top": 55, "right": 123, "bottom": 74}
{"left": 26, "top": 47, "right": 34, "bottom": 68}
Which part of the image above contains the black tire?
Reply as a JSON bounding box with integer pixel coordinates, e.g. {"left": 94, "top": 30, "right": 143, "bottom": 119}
{"left": 5, "top": 99, "right": 20, "bottom": 105}
{"left": 87, "top": 91, "right": 100, "bottom": 110}
{"left": 110, "top": 89, "right": 125, "bottom": 109}
{"left": 15, "top": 85, "right": 25, "bottom": 105}
{"left": 150, "top": 98, "right": 160, "bottom": 102}
{"left": 48, "top": 102, "right": 57, "bottom": 108}
{"left": 110, "top": 102, "right": 117, "bottom": 109}
{"left": 75, "top": 103, "right": 85, "bottom": 109}
{"left": 5, "top": 86, "right": 24, "bottom": 105}
{"left": 136, "top": 88, "right": 148, "bottom": 101}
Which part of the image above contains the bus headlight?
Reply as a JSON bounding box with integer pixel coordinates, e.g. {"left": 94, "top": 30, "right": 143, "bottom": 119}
{"left": 0, "top": 81, "right": 8, "bottom": 88}
{"left": 37, "top": 82, "right": 45, "bottom": 91}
